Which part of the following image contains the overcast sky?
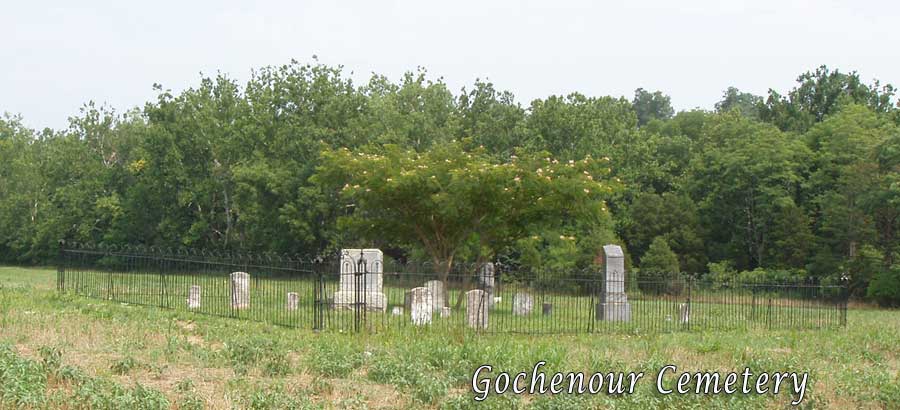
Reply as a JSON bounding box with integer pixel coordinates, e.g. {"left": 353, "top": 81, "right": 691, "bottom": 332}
{"left": 3, "top": 0, "right": 898, "bottom": 131}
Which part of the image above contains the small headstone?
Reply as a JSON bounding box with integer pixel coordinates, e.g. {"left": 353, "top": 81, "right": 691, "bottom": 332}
{"left": 441, "top": 306, "right": 451, "bottom": 318}
{"left": 187, "top": 285, "right": 201, "bottom": 309}
{"left": 286, "top": 292, "right": 299, "bottom": 311}
{"left": 679, "top": 303, "right": 690, "bottom": 324}
{"left": 409, "top": 287, "right": 433, "bottom": 326}
{"left": 230, "top": 272, "right": 250, "bottom": 309}
{"left": 424, "top": 280, "right": 445, "bottom": 313}
{"left": 478, "top": 263, "right": 496, "bottom": 308}
{"left": 466, "top": 289, "right": 488, "bottom": 329}
{"left": 513, "top": 292, "right": 534, "bottom": 316}
{"left": 391, "top": 306, "right": 404, "bottom": 316}
{"left": 542, "top": 302, "right": 552, "bottom": 316}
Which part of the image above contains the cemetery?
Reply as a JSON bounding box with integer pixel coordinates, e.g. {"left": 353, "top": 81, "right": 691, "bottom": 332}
{"left": 56, "top": 243, "right": 847, "bottom": 334}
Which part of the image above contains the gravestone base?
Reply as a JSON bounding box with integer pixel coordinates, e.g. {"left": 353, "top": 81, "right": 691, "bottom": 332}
{"left": 333, "top": 291, "right": 387, "bottom": 311}
{"left": 595, "top": 302, "right": 631, "bottom": 321}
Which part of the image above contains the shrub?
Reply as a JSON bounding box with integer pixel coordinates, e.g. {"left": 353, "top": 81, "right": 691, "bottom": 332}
{"left": 867, "top": 265, "right": 900, "bottom": 307}
{"left": 638, "top": 236, "right": 682, "bottom": 295}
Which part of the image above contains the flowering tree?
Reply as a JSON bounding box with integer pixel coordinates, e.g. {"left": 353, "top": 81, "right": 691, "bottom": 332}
{"left": 314, "top": 140, "right": 619, "bottom": 280}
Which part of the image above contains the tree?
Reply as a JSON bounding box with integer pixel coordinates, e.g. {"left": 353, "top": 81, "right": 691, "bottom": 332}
{"left": 759, "top": 65, "right": 898, "bottom": 132}
{"left": 687, "top": 113, "right": 811, "bottom": 270}
{"left": 715, "top": 87, "right": 763, "bottom": 119}
{"left": 638, "top": 236, "right": 681, "bottom": 294}
{"left": 632, "top": 88, "right": 674, "bottom": 126}
{"left": 313, "top": 140, "right": 618, "bottom": 280}
{"left": 525, "top": 93, "right": 638, "bottom": 160}
{"left": 621, "top": 192, "right": 706, "bottom": 273}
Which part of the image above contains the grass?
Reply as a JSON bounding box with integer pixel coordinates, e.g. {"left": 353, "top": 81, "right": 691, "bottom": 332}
{"left": 0, "top": 265, "right": 898, "bottom": 409}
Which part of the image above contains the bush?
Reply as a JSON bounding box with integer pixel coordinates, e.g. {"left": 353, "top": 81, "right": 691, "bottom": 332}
{"left": 638, "top": 236, "right": 682, "bottom": 295}
{"left": 867, "top": 265, "right": 900, "bottom": 307}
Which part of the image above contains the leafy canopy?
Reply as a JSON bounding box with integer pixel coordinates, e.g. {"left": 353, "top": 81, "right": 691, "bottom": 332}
{"left": 314, "top": 140, "right": 618, "bottom": 271}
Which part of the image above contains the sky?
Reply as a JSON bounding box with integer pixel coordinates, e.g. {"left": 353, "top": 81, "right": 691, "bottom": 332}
{"left": 3, "top": 0, "right": 898, "bottom": 131}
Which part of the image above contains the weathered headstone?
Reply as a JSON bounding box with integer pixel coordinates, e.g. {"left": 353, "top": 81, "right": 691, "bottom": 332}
{"left": 333, "top": 249, "right": 387, "bottom": 311}
{"left": 595, "top": 244, "right": 631, "bottom": 321}
{"left": 391, "top": 306, "right": 404, "bottom": 316}
{"left": 424, "top": 280, "right": 445, "bottom": 313}
{"left": 230, "top": 272, "right": 250, "bottom": 309}
{"left": 286, "top": 292, "right": 299, "bottom": 311}
{"left": 478, "top": 263, "right": 496, "bottom": 308}
{"left": 187, "top": 285, "right": 201, "bottom": 309}
{"left": 440, "top": 306, "right": 451, "bottom": 318}
{"left": 679, "top": 303, "right": 690, "bottom": 325}
{"left": 513, "top": 292, "right": 534, "bottom": 316}
{"left": 542, "top": 302, "right": 553, "bottom": 316}
{"left": 466, "top": 289, "right": 488, "bottom": 329}
{"left": 409, "top": 287, "right": 433, "bottom": 326}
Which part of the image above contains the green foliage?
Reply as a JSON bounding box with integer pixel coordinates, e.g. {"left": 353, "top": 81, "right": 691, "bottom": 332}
{"left": 225, "top": 338, "right": 292, "bottom": 376}
{"left": 0, "top": 343, "right": 47, "bottom": 407}
{"left": 315, "top": 141, "right": 617, "bottom": 273}
{"left": 715, "top": 87, "right": 763, "bottom": 119}
{"left": 638, "top": 237, "right": 682, "bottom": 294}
{"left": 633, "top": 88, "right": 675, "bottom": 126}
{"left": 305, "top": 340, "right": 366, "bottom": 378}
{"left": 1, "top": 61, "right": 898, "bottom": 303}
{"left": 867, "top": 265, "right": 900, "bottom": 307}
{"left": 110, "top": 356, "right": 139, "bottom": 375}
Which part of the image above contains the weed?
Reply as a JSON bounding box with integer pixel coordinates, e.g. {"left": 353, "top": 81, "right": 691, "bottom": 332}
{"left": 110, "top": 356, "right": 140, "bottom": 375}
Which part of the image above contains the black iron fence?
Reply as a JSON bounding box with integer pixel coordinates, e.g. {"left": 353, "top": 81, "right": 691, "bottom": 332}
{"left": 57, "top": 245, "right": 848, "bottom": 334}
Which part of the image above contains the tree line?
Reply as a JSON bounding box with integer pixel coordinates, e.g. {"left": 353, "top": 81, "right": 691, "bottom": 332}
{"left": 0, "top": 62, "right": 897, "bottom": 304}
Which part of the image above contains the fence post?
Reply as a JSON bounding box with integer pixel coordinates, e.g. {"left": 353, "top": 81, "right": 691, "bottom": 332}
{"left": 840, "top": 276, "right": 849, "bottom": 327}
{"left": 57, "top": 240, "right": 65, "bottom": 293}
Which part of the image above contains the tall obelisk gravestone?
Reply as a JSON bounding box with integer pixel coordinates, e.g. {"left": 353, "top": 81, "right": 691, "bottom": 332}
{"left": 595, "top": 244, "right": 631, "bottom": 321}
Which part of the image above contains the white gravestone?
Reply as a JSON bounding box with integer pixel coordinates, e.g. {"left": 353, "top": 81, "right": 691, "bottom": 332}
{"left": 230, "top": 272, "right": 250, "bottom": 309}
{"left": 333, "top": 249, "right": 387, "bottom": 311}
{"left": 391, "top": 306, "right": 404, "bottom": 316}
{"left": 478, "top": 263, "right": 496, "bottom": 308}
{"left": 595, "top": 245, "right": 631, "bottom": 321}
{"left": 286, "top": 292, "right": 299, "bottom": 311}
{"left": 513, "top": 292, "right": 534, "bottom": 316}
{"left": 409, "top": 287, "right": 433, "bottom": 326}
{"left": 441, "top": 306, "right": 451, "bottom": 318}
{"left": 187, "top": 285, "right": 201, "bottom": 309}
{"left": 466, "top": 289, "right": 489, "bottom": 329}
{"left": 680, "top": 303, "right": 690, "bottom": 325}
{"left": 424, "top": 280, "right": 445, "bottom": 313}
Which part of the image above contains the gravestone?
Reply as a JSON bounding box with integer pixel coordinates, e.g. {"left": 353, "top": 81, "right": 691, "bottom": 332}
{"left": 595, "top": 245, "right": 631, "bottom": 321}
{"left": 391, "top": 306, "right": 404, "bottom": 316}
{"left": 409, "top": 287, "right": 433, "bottom": 326}
{"left": 679, "top": 303, "right": 690, "bottom": 325}
{"left": 466, "top": 289, "right": 488, "bottom": 329}
{"left": 286, "top": 292, "right": 299, "bottom": 311}
{"left": 230, "top": 272, "right": 250, "bottom": 309}
{"left": 441, "top": 306, "right": 451, "bottom": 318}
{"left": 333, "top": 249, "right": 387, "bottom": 311}
{"left": 424, "top": 280, "right": 445, "bottom": 313}
{"left": 513, "top": 292, "right": 534, "bottom": 316}
{"left": 478, "top": 263, "right": 496, "bottom": 308}
{"left": 187, "top": 285, "right": 201, "bottom": 309}
{"left": 542, "top": 302, "right": 553, "bottom": 316}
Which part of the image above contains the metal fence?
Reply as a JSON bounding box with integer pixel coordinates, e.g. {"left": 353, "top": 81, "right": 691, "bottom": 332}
{"left": 57, "top": 246, "right": 848, "bottom": 334}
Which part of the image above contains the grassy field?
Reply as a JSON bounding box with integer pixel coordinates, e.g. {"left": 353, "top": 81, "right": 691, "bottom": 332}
{"left": 1, "top": 266, "right": 898, "bottom": 409}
